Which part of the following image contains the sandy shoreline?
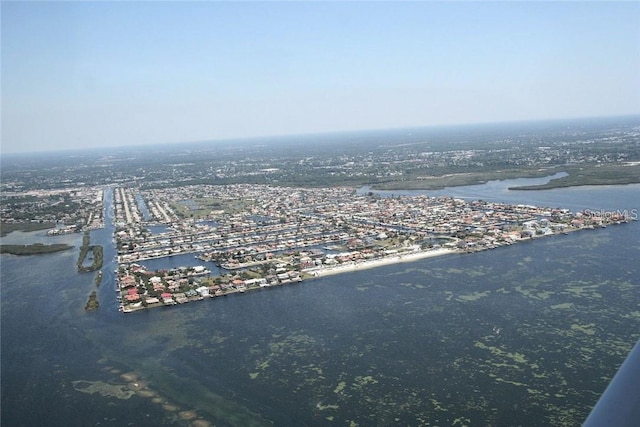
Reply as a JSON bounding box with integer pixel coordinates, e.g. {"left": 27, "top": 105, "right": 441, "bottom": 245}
{"left": 306, "top": 248, "right": 458, "bottom": 278}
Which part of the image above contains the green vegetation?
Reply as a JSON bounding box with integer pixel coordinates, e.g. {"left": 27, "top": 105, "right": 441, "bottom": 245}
{"left": 376, "top": 163, "right": 640, "bottom": 192}
{"left": 77, "top": 231, "right": 104, "bottom": 272}
{"left": 510, "top": 163, "right": 640, "bottom": 190}
{"left": 72, "top": 380, "right": 133, "bottom": 399}
{"left": 171, "top": 197, "right": 255, "bottom": 219}
{"left": 0, "top": 222, "right": 55, "bottom": 237}
{"left": 372, "top": 168, "right": 557, "bottom": 190}
{"left": 85, "top": 290, "right": 100, "bottom": 311}
{"left": 0, "top": 243, "right": 73, "bottom": 255}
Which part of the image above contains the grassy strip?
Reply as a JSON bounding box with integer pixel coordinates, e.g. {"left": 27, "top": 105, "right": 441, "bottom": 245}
{"left": 171, "top": 197, "right": 255, "bottom": 219}
{"left": 0, "top": 243, "right": 73, "bottom": 255}
{"left": 372, "top": 168, "right": 557, "bottom": 191}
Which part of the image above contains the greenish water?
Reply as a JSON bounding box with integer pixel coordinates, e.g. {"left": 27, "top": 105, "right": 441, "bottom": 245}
{"left": 2, "top": 184, "right": 639, "bottom": 426}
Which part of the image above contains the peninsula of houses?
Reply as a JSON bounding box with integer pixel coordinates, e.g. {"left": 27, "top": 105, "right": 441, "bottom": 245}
{"left": 114, "top": 184, "right": 630, "bottom": 313}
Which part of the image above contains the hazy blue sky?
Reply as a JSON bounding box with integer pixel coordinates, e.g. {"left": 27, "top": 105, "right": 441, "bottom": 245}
{"left": 2, "top": 1, "right": 639, "bottom": 153}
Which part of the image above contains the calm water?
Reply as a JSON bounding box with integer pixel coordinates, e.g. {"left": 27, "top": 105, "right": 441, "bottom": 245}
{"left": 137, "top": 254, "right": 221, "bottom": 276}
{"left": 2, "top": 181, "right": 639, "bottom": 426}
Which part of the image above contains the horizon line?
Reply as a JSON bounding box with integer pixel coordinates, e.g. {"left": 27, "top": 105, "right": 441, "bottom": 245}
{"left": 2, "top": 113, "right": 639, "bottom": 157}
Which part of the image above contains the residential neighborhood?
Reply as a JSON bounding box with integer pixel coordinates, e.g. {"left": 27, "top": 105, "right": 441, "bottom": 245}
{"left": 113, "top": 184, "right": 631, "bottom": 312}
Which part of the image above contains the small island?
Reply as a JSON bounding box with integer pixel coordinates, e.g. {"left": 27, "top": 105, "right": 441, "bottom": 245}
{"left": 0, "top": 243, "right": 74, "bottom": 256}
{"left": 77, "top": 231, "right": 104, "bottom": 272}
{"left": 85, "top": 290, "right": 100, "bottom": 311}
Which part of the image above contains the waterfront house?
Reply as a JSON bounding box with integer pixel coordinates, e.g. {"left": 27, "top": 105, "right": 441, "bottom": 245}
{"left": 196, "top": 286, "right": 210, "bottom": 297}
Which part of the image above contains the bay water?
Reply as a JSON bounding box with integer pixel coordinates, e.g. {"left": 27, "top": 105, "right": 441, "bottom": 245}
{"left": 2, "top": 180, "right": 639, "bottom": 426}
